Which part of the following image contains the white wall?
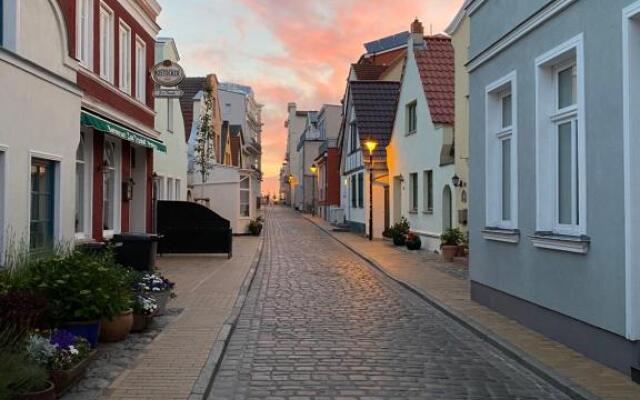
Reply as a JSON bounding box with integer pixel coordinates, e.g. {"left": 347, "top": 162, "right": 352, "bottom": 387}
{"left": 0, "top": 0, "right": 81, "bottom": 257}
{"left": 387, "top": 42, "right": 456, "bottom": 251}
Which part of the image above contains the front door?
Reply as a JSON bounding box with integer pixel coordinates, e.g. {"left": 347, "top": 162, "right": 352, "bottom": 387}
{"left": 384, "top": 185, "right": 390, "bottom": 231}
{"left": 393, "top": 176, "right": 402, "bottom": 223}
{"left": 30, "top": 159, "right": 55, "bottom": 252}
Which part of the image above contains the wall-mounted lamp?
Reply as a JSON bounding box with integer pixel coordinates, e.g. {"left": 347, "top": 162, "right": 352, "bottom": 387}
{"left": 452, "top": 174, "right": 466, "bottom": 188}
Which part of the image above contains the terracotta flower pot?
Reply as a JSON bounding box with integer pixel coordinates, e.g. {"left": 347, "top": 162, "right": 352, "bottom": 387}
{"left": 100, "top": 309, "right": 133, "bottom": 342}
{"left": 17, "top": 381, "right": 56, "bottom": 400}
{"left": 441, "top": 245, "right": 458, "bottom": 262}
{"left": 131, "top": 313, "right": 148, "bottom": 332}
{"left": 49, "top": 350, "right": 95, "bottom": 396}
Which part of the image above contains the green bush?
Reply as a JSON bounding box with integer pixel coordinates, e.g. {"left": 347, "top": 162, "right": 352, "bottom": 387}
{"left": 8, "top": 249, "right": 134, "bottom": 323}
{"left": 440, "top": 228, "right": 464, "bottom": 247}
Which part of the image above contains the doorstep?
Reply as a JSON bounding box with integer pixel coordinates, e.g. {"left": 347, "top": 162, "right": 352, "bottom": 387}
{"left": 303, "top": 214, "right": 640, "bottom": 400}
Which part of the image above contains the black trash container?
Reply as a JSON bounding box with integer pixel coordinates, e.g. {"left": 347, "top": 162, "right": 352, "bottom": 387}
{"left": 111, "top": 233, "right": 159, "bottom": 271}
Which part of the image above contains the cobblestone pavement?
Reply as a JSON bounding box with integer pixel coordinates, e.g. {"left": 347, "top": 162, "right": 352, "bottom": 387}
{"left": 210, "top": 207, "right": 570, "bottom": 399}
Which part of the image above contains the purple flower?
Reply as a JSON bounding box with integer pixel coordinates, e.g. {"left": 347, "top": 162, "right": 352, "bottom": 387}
{"left": 50, "top": 329, "right": 76, "bottom": 349}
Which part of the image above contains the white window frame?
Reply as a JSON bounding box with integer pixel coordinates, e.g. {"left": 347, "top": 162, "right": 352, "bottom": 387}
{"left": 423, "top": 170, "right": 433, "bottom": 213}
{"left": 99, "top": 3, "right": 114, "bottom": 83}
{"left": 118, "top": 20, "right": 131, "bottom": 94}
{"left": 175, "top": 179, "right": 181, "bottom": 200}
{"left": 622, "top": 2, "right": 640, "bottom": 340}
{"left": 75, "top": 131, "right": 93, "bottom": 239}
{"left": 28, "top": 151, "right": 63, "bottom": 252}
{"left": 135, "top": 36, "right": 146, "bottom": 103}
{"left": 409, "top": 172, "right": 418, "bottom": 212}
{"left": 166, "top": 177, "right": 174, "bottom": 200}
{"left": 406, "top": 100, "right": 417, "bottom": 135}
{"left": 485, "top": 71, "right": 518, "bottom": 230}
{"left": 239, "top": 175, "right": 250, "bottom": 218}
{"left": 102, "top": 139, "right": 121, "bottom": 238}
{"left": 76, "top": 0, "right": 94, "bottom": 68}
{"left": 535, "top": 34, "right": 586, "bottom": 236}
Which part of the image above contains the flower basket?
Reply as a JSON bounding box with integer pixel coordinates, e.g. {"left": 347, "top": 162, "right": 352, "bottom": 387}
{"left": 49, "top": 349, "right": 96, "bottom": 396}
{"left": 59, "top": 320, "right": 100, "bottom": 348}
{"left": 441, "top": 245, "right": 458, "bottom": 261}
{"left": 16, "top": 380, "right": 56, "bottom": 400}
{"left": 148, "top": 290, "right": 171, "bottom": 316}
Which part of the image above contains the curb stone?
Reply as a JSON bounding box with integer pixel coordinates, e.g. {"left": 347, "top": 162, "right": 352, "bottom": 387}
{"left": 303, "top": 215, "right": 600, "bottom": 400}
{"left": 188, "top": 235, "right": 265, "bottom": 400}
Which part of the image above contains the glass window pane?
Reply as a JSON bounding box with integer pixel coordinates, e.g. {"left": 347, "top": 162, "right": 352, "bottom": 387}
{"left": 358, "top": 173, "right": 364, "bottom": 208}
{"left": 558, "top": 65, "right": 576, "bottom": 109}
{"left": 558, "top": 122, "right": 573, "bottom": 224}
{"left": 501, "top": 94, "right": 512, "bottom": 128}
{"left": 502, "top": 139, "right": 511, "bottom": 221}
{"left": 30, "top": 160, "right": 54, "bottom": 251}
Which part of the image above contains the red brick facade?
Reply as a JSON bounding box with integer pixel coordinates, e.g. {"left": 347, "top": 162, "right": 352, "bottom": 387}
{"left": 57, "top": 0, "right": 160, "bottom": 240}
{"left": 318, "top": 148, "right": 340, "bottom": 207}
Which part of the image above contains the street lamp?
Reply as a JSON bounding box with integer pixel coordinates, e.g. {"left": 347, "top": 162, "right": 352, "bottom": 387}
{"left": 364, "top": 138, "right": 378, "bottom": 241}
{"left": 309, "top": 164, "right": 318, "bottom": 216}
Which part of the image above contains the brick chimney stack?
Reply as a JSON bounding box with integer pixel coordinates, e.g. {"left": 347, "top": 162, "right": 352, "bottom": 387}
{"left": 411, "top": 18, "right": 425, "bottom": 47}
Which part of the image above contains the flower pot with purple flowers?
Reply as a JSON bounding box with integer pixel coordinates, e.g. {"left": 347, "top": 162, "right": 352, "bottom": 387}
{"left": 133, "top": 273, "right": 175, "bottom": 316}
{"left": 131, "top": 295, "right": 158, "bottom": 332}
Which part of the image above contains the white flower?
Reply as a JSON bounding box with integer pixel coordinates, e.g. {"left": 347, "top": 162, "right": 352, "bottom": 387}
{"left": 68, "top": 345, "right": 79, "bottom": 355}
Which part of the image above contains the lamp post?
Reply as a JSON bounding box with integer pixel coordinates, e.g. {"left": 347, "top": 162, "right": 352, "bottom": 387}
{"left": 309, "top": 164, "right": 318, "bottom": 216}
{"left": 364, "top": 139, "right": 378, "bottom": 241}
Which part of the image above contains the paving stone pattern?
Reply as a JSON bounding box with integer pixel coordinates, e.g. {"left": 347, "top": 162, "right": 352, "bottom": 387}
{"left": 210, "top": 208, "right": 571, "bottom": 399}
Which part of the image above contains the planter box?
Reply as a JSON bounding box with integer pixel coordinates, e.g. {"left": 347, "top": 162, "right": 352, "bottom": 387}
{"left": 60, "top": 320, "right": 100, "bottom": 348}
{"left": 148, "top": 290, "right": 171, "bottom": 316}
{"left": 49, "top": 350, "right": 96, "bottom": 396}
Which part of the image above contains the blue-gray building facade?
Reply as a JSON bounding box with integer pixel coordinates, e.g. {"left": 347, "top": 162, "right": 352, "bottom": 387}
{"left": 468, "top": 0, "right": 640, "bottom": 378}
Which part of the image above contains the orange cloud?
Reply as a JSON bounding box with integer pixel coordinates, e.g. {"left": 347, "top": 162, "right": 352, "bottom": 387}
{"left": 235, "top": 0, "right": 464, "bottom": 195}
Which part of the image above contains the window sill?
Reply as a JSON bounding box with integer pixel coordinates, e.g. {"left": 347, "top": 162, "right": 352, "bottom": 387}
{"left": 423, "top": 210, "right": 433, "bottom": 215}
{"left": 482, "top": 227, "right": 520, "bottom": 243}
{"left": 409, "top": 209, "right": 418, "bottom": 214}
{"left": 530, "top": 231, "right": 590, "bottom": 254}
{"left": 405, "top": 130, "right": 416, "bottom": 136}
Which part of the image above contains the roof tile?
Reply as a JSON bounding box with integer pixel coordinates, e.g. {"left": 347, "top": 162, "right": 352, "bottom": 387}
{"left": 414, "top": 36, "right": 455, "bottom": 125}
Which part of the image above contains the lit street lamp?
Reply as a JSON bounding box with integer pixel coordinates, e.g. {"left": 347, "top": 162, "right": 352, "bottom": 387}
{"left": 364, "top": 138, "right": 378, "bottom": 241}
{"left": 309, "top": 164, "right": 318, "bottom": 216}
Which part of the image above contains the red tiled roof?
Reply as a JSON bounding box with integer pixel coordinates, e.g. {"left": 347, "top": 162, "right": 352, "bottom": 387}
{"left": 414, "top": 36, "right": 455, "bottom": 125}
{"left": 179, "top": 77, "right": 206, "bottom": 142}
{"left": 360, "top": 47, "right": 407, "bottom": 66}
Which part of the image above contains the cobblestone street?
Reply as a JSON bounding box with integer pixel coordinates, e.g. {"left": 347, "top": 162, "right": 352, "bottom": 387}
{"left": 210, "top": 207, "right": 571, "bottom": 399}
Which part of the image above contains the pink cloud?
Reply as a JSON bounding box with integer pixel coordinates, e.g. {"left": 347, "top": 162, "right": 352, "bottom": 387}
{"left": 236, "top": 0, "right": 464, "bottom": 195}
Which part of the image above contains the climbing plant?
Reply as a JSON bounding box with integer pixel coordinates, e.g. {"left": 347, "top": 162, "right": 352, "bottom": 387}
{"left": 194, "top": 78, "right": 216, "bottom": 184}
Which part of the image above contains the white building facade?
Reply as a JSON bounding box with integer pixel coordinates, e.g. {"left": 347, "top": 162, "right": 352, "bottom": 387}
{"left": 387, "top": 28, "right": 456, "bottom": 251}
{"left": 0, "top": 0, "right": 82, "bottom": 258}
{"left": 153, "top": 37, "right": 187, "bottom": 202}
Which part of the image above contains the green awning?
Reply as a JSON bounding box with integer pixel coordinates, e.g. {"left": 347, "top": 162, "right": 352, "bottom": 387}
{"left": 81, "top": 110, "right": 166, "bottom": 152}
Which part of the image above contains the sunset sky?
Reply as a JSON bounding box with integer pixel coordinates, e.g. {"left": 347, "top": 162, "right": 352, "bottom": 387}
{"left": 157, "top": 0, "right": 464, "bottom": 195}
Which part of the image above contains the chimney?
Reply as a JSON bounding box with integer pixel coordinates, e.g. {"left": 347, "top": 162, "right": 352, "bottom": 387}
{"left": 288, "top": 102, "right": 297, "bottom": 113}
{"left": 411, "top": 18, "right": 425, "bottom": 47}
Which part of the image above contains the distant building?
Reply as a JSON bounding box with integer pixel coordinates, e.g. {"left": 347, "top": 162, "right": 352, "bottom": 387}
{"left": 313, "top": 105, "right": 342, "bottom": 221}
{"left": 153, "top": 37, "right": 188, "bottom": 202}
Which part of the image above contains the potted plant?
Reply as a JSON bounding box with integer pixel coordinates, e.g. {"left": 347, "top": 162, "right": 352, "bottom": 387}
{"left": 0, "top": 327, "right": 55, "bottom": 400}
{"left": 391, "top": 217, "right": 410, "bottom": 246}
{"left": 131, "top": 295, "right": 158, "bottom": 333}
{"left": 133, "top": 273, "right": 175, "bottom": 316}
{"left": 11, "top": 249, "right": 136, "bottom": 347}
{"left": 405, "top": 232, "right": 422, "bottom": 250}
{"left": 25, "top": 330, "right": 93, "bottom": 396}
{"left": 247, "top": 218, "right": 263, "bottom": 236}
{"left": 440, "top": 228, "right": 464, "bottom": 261}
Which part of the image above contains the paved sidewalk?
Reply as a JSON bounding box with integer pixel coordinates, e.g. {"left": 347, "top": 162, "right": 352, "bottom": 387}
{"left": 304, "top": 214, "right": 640, "bottom": 400}
{"left": 103, "top": 236, "right": 261, "bottom": 400}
